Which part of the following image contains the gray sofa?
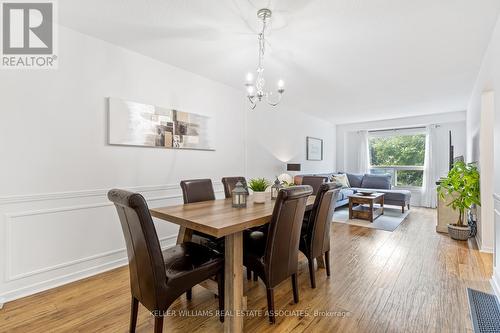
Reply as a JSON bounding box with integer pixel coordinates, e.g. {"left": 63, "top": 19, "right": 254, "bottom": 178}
{"left": 295, "top": 173, "right": 411, "bottom": 213}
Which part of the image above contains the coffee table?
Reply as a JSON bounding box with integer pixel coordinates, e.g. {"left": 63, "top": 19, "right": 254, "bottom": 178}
{"left": 348, "top": 192, "right": 385, "bottom": 222}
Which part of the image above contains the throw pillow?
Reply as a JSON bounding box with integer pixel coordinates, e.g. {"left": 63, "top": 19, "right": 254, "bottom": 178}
{"left": 361, "top": 174, "right": 391, "bottom": 190}
{"left": 330, "top": 174, "right": 350, "bottom": 188}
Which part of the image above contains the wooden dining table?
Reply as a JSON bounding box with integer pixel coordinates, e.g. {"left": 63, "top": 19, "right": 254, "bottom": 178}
{"left": 150, "top": 193, "right": 316, "bottom": 333}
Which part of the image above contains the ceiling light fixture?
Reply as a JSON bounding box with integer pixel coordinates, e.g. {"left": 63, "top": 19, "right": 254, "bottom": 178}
{"left": 245, "top": 8, "right": 284, "bottom": 109}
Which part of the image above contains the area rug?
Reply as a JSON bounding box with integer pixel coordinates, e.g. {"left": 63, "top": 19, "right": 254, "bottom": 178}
{"left": 332, "top": 206, "right": 409, "bottom": 232}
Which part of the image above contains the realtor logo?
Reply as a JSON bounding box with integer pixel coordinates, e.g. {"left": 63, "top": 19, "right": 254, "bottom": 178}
{"left": 1, "top": 1, "right": 57, "bottom": 68}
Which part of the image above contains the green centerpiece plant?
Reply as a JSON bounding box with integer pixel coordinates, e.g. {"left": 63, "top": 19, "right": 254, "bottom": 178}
{"left": 437, "top": 161, "right": 480, "bottom": 240}
{"left": 248, "top": 178, "right": 271, "bottom": 204}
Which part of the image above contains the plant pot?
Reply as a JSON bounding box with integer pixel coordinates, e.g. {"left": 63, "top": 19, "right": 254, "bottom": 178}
{"left": 253, "top": 191, "right": 266, "bottom": 204}
{"left": 447, "top": 223, "right": 470, "bottom": 241}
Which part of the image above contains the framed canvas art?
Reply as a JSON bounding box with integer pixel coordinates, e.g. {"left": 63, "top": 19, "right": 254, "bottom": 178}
{"left": 108, "top": 98, "right": 215, "bottom": 151}
{"left": 306, "top": 136, "right": 323, "bottom": 161}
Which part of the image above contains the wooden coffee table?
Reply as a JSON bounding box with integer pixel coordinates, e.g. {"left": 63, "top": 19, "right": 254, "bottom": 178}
{"left": 348, "top": 192, "right": 385, "bottom": 222}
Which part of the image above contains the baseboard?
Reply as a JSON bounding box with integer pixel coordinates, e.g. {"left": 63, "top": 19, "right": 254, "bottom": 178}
{"left": 0, "top": 235, "right": 177, "bottom": 304}
{"left": 0, "top": 256, "right": 129, "bottom": 304}
{"left": 436, "top": 225, "right": 448, "bottom": 233}
{"left": 491, "top": 268, "right": 500, "bottom": 299}
{"left": 475, "top": 235, "right": 494, "bottom": 253}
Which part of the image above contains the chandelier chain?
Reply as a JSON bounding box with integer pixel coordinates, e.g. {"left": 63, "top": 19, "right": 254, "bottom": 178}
{"left": 245, "top": 8, "right": 284, "bottom": 109}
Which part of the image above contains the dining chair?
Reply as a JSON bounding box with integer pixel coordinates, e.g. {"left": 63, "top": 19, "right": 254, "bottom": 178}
{"left": 301, "top": 176, "right": 328, "bottom": 195}
{"left": 221, "top": 177, "right": 249, "bottom": 198}
{"left": 180, "top": 178, "right": 216, "bottom": 203}
{"left": 180, "top": 179, "right": 223, "bottom": 251}
{"left": 108, "top": 189, "right": 225, "bottom": 333}
{"left": 243, "top": 185, "right": 313, "bottom": 324}
{"left": 299, "top": 182, "right": 341, "bottom": 288}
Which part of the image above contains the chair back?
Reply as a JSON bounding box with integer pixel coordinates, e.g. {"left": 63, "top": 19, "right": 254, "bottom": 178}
{"left": 301, "top": 176, "right": 328, "bottom": 195}
{"left": 180, "top": 179, "right": 215, "bottom": 204}
{"left": 221, "top": 177, "right": 249, "bottom": 198}
{"left": 306, "top": 183, "right": 341, "bottom": 258}
{"left": 108, "top": 189, "right": 167, "bottom": 310}
{"left": 264, "top": 185, "right": 313, "bottom": 287}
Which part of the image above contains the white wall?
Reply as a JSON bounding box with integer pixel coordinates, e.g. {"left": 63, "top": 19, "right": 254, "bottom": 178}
{"left": 0, "top": 26, "right": 336, "bottom": 303}
{"left": 245, "top": 105, "right": 336, "bottom": 179}
{"left": 466, "top": 12, "right": 500, "bottom": 293}
{"left": 337, "top": 112, "right": 467, "bottom": 172}
{"left": 0, "top": 26, "right": 247, "bottom": 303}
{"left": 336, "top": 111, "right": 467, "bottom": 207}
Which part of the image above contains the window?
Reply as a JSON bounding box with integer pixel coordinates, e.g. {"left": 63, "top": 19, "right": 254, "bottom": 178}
{"left": 368, "top": 130, "right": 426, "bottom": 188}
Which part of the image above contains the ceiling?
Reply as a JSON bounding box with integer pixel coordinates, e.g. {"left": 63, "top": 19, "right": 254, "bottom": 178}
{"left": 59, "top": 0, "right": 500, "bottom": 123}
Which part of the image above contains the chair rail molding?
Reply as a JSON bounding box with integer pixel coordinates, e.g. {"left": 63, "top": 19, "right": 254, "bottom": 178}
{"left": 0, "top": 182, "right": 223, "bottom": 303}
{"left": 0, "top": 182, "right": 223, "bottom": 205}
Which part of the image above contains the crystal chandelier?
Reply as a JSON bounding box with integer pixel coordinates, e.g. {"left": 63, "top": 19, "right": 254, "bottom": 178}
{"left": 245, "top": 8, "right": 285, "bottom": 109}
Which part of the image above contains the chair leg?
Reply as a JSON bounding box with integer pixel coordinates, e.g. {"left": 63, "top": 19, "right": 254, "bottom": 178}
{"left": 186, "top": 288, "right": 192, "bottom": 300}
{"left": 246, "top": 268, "right": 252, "bottom": 280}
{"left": 266, "top": 287, "right": 276, "bottom": 324}
{"left": 217, "top": 271, "right": 225, "bottom": 323}
{"left": 130, "top": 296, "right": 139, "bottom": 333}
{"left": 408, "top": 203, "right": 410, "bottom": 210}
{"left": 325, "top": 251, "right": 331, "bottom": 277}
{"left": 291, "top": 274, "right": 299, "bottom": 303}
{"left": 402, "top": 205, "right": 405, "bottom": 213}
{"left": 308, "top": 258, "right": 316, "bottom": 288}
{"left": 154, "top": 316, "right": 163, "bottom": 333}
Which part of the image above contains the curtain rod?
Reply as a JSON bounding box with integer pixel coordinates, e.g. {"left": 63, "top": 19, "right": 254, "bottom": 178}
{"left": 368, "top": 125, "right": 431, "bottom": 133}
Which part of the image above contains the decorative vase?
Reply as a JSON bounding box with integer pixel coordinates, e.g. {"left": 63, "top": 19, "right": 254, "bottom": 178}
{"left": 253, "top": 191, "right": 266, "bottom": 204}
{"left": 447, "top": 224, "right": 470, "bottom": 241}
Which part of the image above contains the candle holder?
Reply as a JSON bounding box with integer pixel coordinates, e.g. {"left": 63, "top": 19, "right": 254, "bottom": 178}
{"left": 232, "top": 181, "right": 248, "bottom": 208}
{"left": 271, "top": 178, "right": 283, "bottom": 200}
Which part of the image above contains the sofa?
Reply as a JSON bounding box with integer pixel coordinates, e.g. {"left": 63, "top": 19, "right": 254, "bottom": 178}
{"left": 294, "top": 173, "right": 411, "bottom": 213}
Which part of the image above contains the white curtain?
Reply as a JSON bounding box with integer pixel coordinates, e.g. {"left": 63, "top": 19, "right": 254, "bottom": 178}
{"left": 357, "top": 130, "right": 370, "bottom": 174}
{"left": 422, "top": 125, "right": 437, "bottom": 208}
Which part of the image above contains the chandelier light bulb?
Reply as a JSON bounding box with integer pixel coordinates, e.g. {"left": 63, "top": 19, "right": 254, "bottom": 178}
{"left": 247, "top": 85, "right": 255, "bottom": 97}
{"left": 246, "top": 72, "right": 254, "bottom": 83}
{"left": 277, "top": 79, "right": 285, "bottom": 88}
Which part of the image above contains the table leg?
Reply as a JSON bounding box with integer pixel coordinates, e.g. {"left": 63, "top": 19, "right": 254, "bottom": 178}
{"left": 176, "top": 226, "right": 193, "bottom": 244}
{"left": 348, "top": 199, "right": 353, "bottom": 219}
{"left": 225, "top": 232, "right": 244, "bottom": 333}
{"left": 370, "top": 201, "right": 373, "bottom": 222}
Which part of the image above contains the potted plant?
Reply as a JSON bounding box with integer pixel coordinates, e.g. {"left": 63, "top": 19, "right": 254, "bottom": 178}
{"left": 248, "top": 178, "right": 271, "bottom": 204}
{"left": 437, "top": 161, "right": 480, "bottom": 240}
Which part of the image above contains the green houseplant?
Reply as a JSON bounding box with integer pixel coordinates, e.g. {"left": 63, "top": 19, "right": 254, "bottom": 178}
{"left": 248, "top": 178, "right": 271, "bottom": 204}
{"left": 437, "top": 161, "right": 480, "bottom": 240}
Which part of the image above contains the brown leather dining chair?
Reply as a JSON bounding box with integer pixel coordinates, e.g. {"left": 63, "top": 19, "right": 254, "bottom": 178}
{"left": 299, "top": 183, "right": 341, "bottom": 288}
{"left": 301, "top": 175, "right": 328, "bottom": 195}
{"left": 243, "top": 185, "right": 313, "bottom": 324}
{"left": 179, "top": 179, "right": 224, "bottom": 300}
{"left": 180, "top": 178, "right": 216, "bottom": 203}
{"left": 221, "top": 176, "right": 249, "bottom": 198}
{"left": 108, "top": 189, "right": 225, "bottom": 333}
{"left": 179, "top": 179, "right": 222, "bottom": 250}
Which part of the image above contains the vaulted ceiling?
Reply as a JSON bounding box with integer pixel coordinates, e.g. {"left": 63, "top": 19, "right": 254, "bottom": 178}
{"left": 59, "top": 0, "right": 500, "bottom": 123}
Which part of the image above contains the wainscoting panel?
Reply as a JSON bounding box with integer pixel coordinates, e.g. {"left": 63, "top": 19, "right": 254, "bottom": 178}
{"left": 0, "top": 183, "right": 223, "bottom": 303}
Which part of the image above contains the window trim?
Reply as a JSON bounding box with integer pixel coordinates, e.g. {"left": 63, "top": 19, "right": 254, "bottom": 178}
{"left": 368, "top": 130, "right": 426, "bottom": 189}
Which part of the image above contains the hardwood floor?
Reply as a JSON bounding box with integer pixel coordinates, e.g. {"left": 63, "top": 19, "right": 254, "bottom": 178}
{"left": 0, "top": 208, "right": 493, "bottom": 332}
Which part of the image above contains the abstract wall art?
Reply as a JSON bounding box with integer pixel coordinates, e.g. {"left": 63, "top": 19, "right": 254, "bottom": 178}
{"left": 108, "top": 98, "right": 215, "bottom": 151}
